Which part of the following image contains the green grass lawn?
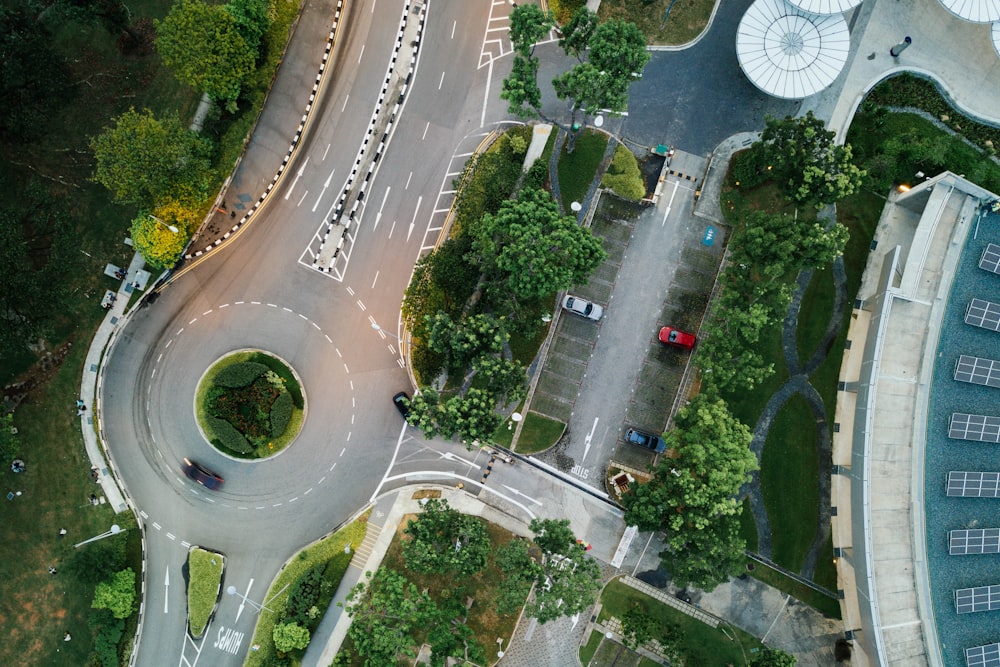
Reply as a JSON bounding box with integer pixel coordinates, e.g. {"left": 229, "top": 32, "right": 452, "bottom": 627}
{"left": 558, "top": 130, "right": 609, "bottom": 210}
{"left": 513, "top": 411, "right": 566, "bottom": 454}
{"left": 598, "top": 0, "right": 716, "bottom": 46}
{"left": 746, "top": 558, "right": 841, "bottom": 619}
{"left": 760, "top": 394, "right": 819, "bottom": 573}
{"left": 187, "top": 548, "right": 224, "bottom": 638}
{"left": 597, "top": 580, "right": 763, "bottom": 665}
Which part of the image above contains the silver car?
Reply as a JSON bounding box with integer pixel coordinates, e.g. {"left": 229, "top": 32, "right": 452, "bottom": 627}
{"left": 561, "top": 295, "right": 604, "bottom": 321}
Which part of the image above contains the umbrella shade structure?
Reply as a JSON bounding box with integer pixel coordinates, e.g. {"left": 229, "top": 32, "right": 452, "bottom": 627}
{"left": 785, "top": 0, "right": 864, "bottom": 15}
{"left": 940, "top": 0, "right": 1000, "bottom": 23}
{"left": 737, "top": 0, "right": 851, "bottom": 99}
{"left": 994, "top": 22, "right": 1000, "bottom": 57}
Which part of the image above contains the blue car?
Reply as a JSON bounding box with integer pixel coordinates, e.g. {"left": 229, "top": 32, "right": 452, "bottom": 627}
{"left": 625, "top": 428, "right": 666, "bottom": 454}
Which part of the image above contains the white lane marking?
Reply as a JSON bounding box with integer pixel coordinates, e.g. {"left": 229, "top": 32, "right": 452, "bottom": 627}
{"left": 405, "top": 171, "right": 413, "bottom": 189}
{"left": 164, "top": 568, "right": 170, "bottom": 614}
{"left": 372, "top": 271, "right": 380, "bottom": 289}
{"left": 297, "top": 190, "right": 308, "bottom": 207}
{"left": 451, "top": 20, "right": 456, "bottom": 39}
{"left": 358, "top": 43, "right": 365, "bottom": 63}
{"left": 374, "top": 186, "right": 390, "bottom": 230}
{"left": 341, "top": 94, "right": 350, "bottom": 112}
{"left": 501, "top": 484, "right": 543, "bottom": 506}
{"left": 438, "top": 71, "right": 445, "bottom": 90}
{"left": 422, "top": 122, "right": 430, "bottom": 141}
{"left": 313, "top": 168, "right": 336, "bottom": 212}
{"left": 322, "top": 143, "right": 331, "bottom": 161}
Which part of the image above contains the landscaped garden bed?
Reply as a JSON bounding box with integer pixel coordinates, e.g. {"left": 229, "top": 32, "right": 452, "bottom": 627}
{"left": 187, "top": 547, "right": 225, "bottom": 638}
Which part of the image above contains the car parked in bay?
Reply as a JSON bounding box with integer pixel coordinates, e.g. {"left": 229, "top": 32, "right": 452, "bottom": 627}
{"left": 658, "top": 326, "right": 696, "bottom": 350}
{"left": 561, "top": 295, "right": 604, "bottom": 321}
{"left": 625, "top": 427, "right": 666, "bottom": 453}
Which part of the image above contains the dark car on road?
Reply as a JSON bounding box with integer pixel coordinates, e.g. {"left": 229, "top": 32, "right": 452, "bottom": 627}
{"left": 182, "top": 458, "right": 224, "bottom": 490}
{"left": 625, "top": 427, "right": 666, "bottom": 454}
{"left": 658, "top": 326, "right": 696, "bottom": 350}
{"left": 393, "top": 391, "right": 411, "bottom": 419}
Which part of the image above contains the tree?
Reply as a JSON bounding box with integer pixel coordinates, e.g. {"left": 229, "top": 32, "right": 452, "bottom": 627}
{"left": 344, "top": 568, "right": 436, "bottom": 664}
{"left": 402, "top": 499, "right": 491, "bottom": 576}
{"left": 622, "top": 394, "right": 756, "bottom": 590}
{"left": 751, "top": 646, "right": 798, "bottom": 667}
{"left": 473, "top": 187, "right": 607, "bottom": 301}
{"left": 621, "top": 602, "right": 657, "bottom": 649}
{"left": 68, "top": 535, "right": 127, "bottom": 585}
{"left": 552, "top": 15, "right": 649, "bottom": 120}
{"left": 500, "top": 54, "right": 542, "bottom": 118}
{"left": 90, "top": 108, "right": 212, "bottom": 206}
{"left": 734, "top": 210, "right": 849, "bottom": 277}
{"left": 426, "top": 312, "right": 508, "bottom": 376}
{"left": 755, "top": 111, "right": 866, "bottom": 207}
{"left": 225, "top": 0, "right": 272, "bottom": 56}
{"left": 509, "top": 4, "right": 553, "bottom": 56}
{"left": 129, "top": 211, "right": 191, "bottom": 271}
{"left": 526, "top": 519, "right": 602, "bottom": 623}
{"left": 494, "top": 539, "right": 542, "bottom": 615}
{"left": 425, "top": 591, "right": 487, "bottom": 667}
{"left": 439, "top": 388, "right": 504, "bottom": 445}
{"left": 558, "top": 7, "right": 597, "bottom": 60}
{"left": 0, "top": 7, "right": 67, "bottom": 142}
{"left": 272, "top": 622, "right": 310, "bottom": 653}
{"left": 92, "top": 568, "right": 137, "bottom": 619}
{"left": 471, "top": 356, "right": 527, "bottom": 406}
{"left": 601, "top": 145, "right": 646, "bottom": 200}
{"left": 155, "top": 0, "right": 255, "bottom": 109}
{"left": 404, "top": 388, "right": 444, "bottom": 438}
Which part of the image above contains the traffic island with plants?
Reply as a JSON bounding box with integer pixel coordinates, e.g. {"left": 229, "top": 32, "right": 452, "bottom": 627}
{"left": 186, "top": 547, "right": 225, "bottom": 639}
{"left": 195, "top": 350, "right": 304, "bottom": 459}
{"left": 244, "top": 514, "right": 368, "bottom": 667}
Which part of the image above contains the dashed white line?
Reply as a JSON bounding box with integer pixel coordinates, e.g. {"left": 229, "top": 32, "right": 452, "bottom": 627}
{"left": 297, "top": 190, "right": 308, "bottom": 207}
{"left": 451, "top": 20, "right": 456, "bottom": 39}
{"left": 289, "top": 497, "right": 298, "bottom": 503}
{"left": 188, "top": 318, "right": 197, "bottom": 325}
{"left": 356, "top": 300, "right": 366, "bottom": 311}
{"left": 357, "top": 44, "right": 365, "bottom": 63}
{"left": 153, "top": 522, "right": 161, "bottom": 530}
{"left": 371, "top": 271, "right": 380, "bottom": 289}
{"left": 405, "top": 171, "right": 413, "bottom": 189}
{"left": 422, "top": 122, "right": 430, "bottom": 141}
{"left": 304, "top": 488, "right": 313, "bottom": 495}
{"left": 340, "top": 447, "right": 347, "bottom": 457}
{"left": 166, "top": 532, "right": 176, "bottom": 540}
{"left": 341, "top": 95, "right": 350, "bottom": 112}
{"left": 438, "top": 71, "right": 445, "bottom": 90}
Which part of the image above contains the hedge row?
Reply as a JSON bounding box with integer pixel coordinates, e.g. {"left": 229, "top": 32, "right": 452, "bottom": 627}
{"left": 270, "top": 391, "right": 293, "bottom": 438}
{"left": 208, "top": 416, "right": 253, "bottom": 454}
{"left": 214, "top": 362, "right": 270, "bottom": 388}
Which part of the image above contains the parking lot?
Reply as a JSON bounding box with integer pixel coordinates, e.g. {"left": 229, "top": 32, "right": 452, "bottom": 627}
{"left": 524, "top": 155, "right": 727, "bottom": 485}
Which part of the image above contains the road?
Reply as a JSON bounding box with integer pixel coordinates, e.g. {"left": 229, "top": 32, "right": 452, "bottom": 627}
{"left": 99, "top": 0, "right": 519, "bottom": 664}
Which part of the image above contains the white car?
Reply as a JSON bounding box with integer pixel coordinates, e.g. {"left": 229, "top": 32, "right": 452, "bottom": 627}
{"left": 561, "top": 295, "right": 604, "bottom": 321}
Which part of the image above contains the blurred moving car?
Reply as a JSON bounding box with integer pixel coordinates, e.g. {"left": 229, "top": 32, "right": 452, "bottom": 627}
{"left": 561, "top": 295, "right": 604, "bottom": 321}
{"left": 182, "top": 458, "right": 224, "bottom": 490}
{"left": 625, "top": 427, "right": 667, "bottom": 454}
{"left": 393, "top": 391, "right": 411, "bottom": 419}
{"left": 658, "top": 326, "right": 696, "bottom": 350}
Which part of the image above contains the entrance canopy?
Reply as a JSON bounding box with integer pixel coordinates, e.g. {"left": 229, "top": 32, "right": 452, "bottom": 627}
{"left": 939, "top": 0, "right": 1000, "bottom": 23}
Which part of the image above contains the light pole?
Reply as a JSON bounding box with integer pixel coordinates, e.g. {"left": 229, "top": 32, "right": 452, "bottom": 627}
{"left": 74, "top": 524, "right": 122, "bottom": 549}
{"left": 149, "top": 214, "right": 179, "bottom": 234}
{"left": 227, "top": 585, "right": 275, "bottom": 615}
{"left": 496, "top": 637, "right": 505, "bottom": 658}
{"left": 370, "top": 322, "right": 401, "bottom": 340}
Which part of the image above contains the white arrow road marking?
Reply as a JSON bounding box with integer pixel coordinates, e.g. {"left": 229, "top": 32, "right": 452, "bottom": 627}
{"left": 284, "top": 156, "right": 309, "bottom": 200}
{"left": 501, "top": 484, "right": 542, "bottom": 506}
{"left": 408, "top": 195, "right": 422, "bottom": 241}
{"left": 570, "top": 612, "right": 580, "bottom": 629}
{"left": 312, "top": 168, "right": 335, "bottom": 212}
{"left": 661, "top": 180, "right": 679, "bottom": 226}
{"left": 440, "top": 450, "right": 478, "bottom": 468}
{"left": 374, "top": 186, "right": 391, "bottom": 230}
{"left": 234, "top": 578, "right": 254, "bottom": 624}
{"left": 582, "top": 417, "right": 599, "bottom": 463}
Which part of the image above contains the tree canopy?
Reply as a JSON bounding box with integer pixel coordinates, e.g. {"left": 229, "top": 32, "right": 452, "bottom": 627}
{"left": 751, "top": 646, "right": 798, "bottom": 667}
{"left": 90, "top": 108, "right": 212, "bottom": 207}
{"left": 344, "top": 568, "right": 436, "bottom": 664}
{"left": 526, "top": 519, "right": 602, "bottom": 623}
{"left": 756, "top": 111, "right": 866, "bottom": 207}
{"left": 272, "top": 622, "right": 310, "bottom": 653}
{"left": 622, "top": 394, "right": 756, "bottom": 590}
{"left": 402, "top": 498, "right": 491, "bottom": 576}
{"left": 129, "top": 208, "right": 192, "bottom": 271}
{"left": 91, "top": 568, "right": 137, "bottom": 619}
{"left": 472, "top": 186, "right": 607, "bottom": 301}
{"left": 155, "top": 0, "right": 256, "bottom": 109}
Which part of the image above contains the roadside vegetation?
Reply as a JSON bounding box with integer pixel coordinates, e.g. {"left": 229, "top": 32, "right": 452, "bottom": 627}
{"left": 245, "top": 514, "right": 367, "bottom": 667}
{"left": 187, "top": 547, "right": 225, "bottom": 638}
{"left": 0, "top": 0, "right": 301, "bottom": 662}
{"left": 581, "top": 578, "right": 774, "bottom": 666}
{"left": 598, "top": 0, "right": 717, "bottom": 46}
{"left": 337, "top": 500, "right": 601, "bottom": 665}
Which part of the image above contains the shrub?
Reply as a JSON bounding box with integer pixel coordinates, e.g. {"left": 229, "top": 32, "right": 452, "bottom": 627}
{"left": 524, "top": 156, "right": 548, "bottom": 190}
{"left": 89, "top": 609, "right": 124, "bottom": 667}
{"left": 272, "top": 622, "right": 310, "bottom": 653}
{"left": 68, "top": 535, "right": 127, "bottom": 584}
{"left": 283, "top": 564, "right": 325, "bottom": 626}
{"left": 730, "top": 146, "right": 770, "bottom": 189}
{"left": 601, "top": 145, "right": 645, "bottom": 200}
{"left": 270, "top": 390, "right": 293, "bottom": 437}
{"left": 188, "top": 548, "right": 224, "bottom": 638}
{"left": 208, "top": 416, "right": 253, "bottom": 454}
{"left": 214, "top": 361, "right": 269, "bottom": 387}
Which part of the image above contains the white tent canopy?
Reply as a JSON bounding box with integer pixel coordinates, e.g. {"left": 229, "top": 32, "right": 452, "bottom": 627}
{"left": 993, "top": 22, "right": 1000, "bottom": 57}
{"left": 785, "top": 0, "right": 864, "bottom": 16}
{"left": 737, "top": 0, "right": 851, "bottom": 99}
{"left": 939, "top": 0, "right": 1000, "bottom": 23}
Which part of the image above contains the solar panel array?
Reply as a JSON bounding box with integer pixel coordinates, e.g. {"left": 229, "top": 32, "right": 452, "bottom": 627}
{"left": 949, "top": 413, "right": 1000, "bottom": 442}
{"left": 951, "top": 528, "right": 1000, "bottom": 555}
{"left": 955, "top": 355, "right": 1000, "bottom": 388}
{"left": 966, "top": 298, "right": 1000, "bottom": 331}
{"left": 981, "top": 244, "right": 1000, "bottom": 275}
{"left": 948, "top": 471, "right": 1000, "bottom": 497}
{"left": 956, "top": 585, "right": 1000, "bottom": 613}
{"left": 967, "top": 643, "right": 1000, "bottom": 667}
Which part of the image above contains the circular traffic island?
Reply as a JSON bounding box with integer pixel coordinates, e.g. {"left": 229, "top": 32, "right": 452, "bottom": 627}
{"left": 195, "top": 351, "right": 305, "bottom": 459}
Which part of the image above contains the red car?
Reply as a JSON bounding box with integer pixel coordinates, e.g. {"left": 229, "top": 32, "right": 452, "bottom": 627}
{"left": 658, "top": 326, "right": 696, "bottom": 350}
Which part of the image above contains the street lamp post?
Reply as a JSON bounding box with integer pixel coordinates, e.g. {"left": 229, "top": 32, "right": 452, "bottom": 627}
{"left": 74, "top": 524, "right": 122, "bottom": 549}
{"left": 370, "top": 322, "right": 401, "bottom": 340}
{"left": 496, "top": 637, "right": 505, "bottom": 658}
{"left": 226, "top": 585, "right": 275, "bottom": 615}
{"left": 149, "top": 214, "right": 179, "bottom": 234}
